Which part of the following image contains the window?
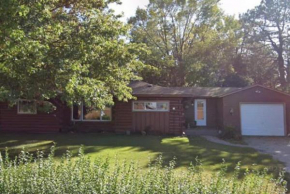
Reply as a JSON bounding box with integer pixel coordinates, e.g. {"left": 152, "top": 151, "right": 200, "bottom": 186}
{"left": 197, "top": 101, "right": 204, "bottom": 120}
{"left": 72, "top": 103, "right": 112, "bottom": 121}
{"left": 133, "top": 101, "right": 169, "bottom": 112}
{"left": 133, "top": 102, "right": 145, "bottom": 110}
{"left": 72, "top": 104, "right": 82, "bottom": 120}
{"left": 18, "top": 100, "right": 37, "bottom": 114}
{"left": 145, "top": 102, "right": 157, "bottom": 110}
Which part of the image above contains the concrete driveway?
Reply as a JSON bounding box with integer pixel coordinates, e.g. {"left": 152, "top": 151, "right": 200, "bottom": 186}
{"left": 244, "top": 137, "right": 290, "bottom": 172}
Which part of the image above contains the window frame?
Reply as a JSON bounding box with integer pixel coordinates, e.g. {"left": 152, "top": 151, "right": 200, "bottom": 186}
{"left": 71, "top": 103, "right": 112, "bottom": 122}
{"left": 132, "top": 101, "right": 170, "bottom": 112}
{"left": 17, "top": 99, "right": 37, "bottom": 115}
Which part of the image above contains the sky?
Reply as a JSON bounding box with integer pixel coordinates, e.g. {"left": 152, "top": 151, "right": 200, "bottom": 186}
{"left": 110, "top": 0, "right": 261, "bottom": 22}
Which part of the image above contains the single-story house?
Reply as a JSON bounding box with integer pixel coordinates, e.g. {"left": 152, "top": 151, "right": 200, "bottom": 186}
{"left": 0, "top": 81, "right": 290, "bottom": 136}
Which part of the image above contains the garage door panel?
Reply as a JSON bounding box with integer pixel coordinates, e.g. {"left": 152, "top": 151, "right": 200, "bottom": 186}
{"left": 241, "top": 104, "right": 285, "bottom": 136}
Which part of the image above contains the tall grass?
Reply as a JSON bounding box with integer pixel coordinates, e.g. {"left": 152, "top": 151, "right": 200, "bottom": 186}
{"left": 0, "top": 146, "right": 287, "bottom": 194}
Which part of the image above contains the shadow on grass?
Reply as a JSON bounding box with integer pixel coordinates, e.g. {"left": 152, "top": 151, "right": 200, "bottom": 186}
{"left": 0, "top": 133, "right": 284, "bottom": 175}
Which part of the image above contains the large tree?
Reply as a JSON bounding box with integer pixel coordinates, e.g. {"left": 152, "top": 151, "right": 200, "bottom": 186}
{"left": 129, "top": 0, "right": 241, "bottom": 87}
{"left": 230, "top": 41, "right": 279, "bottom": 88}
{"left": 242, "top": 0, "right": 290, "bottom": 91}
{"left": 0, "top": 0, "right": 146, "bottom": 109}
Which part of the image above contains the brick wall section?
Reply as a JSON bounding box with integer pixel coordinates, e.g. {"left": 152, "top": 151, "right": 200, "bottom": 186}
{"left": 113, "top": 101, "right": 133, "bottom": 132}
{"left": 168, "top": 98, "right": 185, "bottom": 134}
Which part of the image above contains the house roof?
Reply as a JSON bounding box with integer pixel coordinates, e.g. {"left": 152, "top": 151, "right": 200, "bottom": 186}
{"left": 129, "top": 81, "right": 175, "bottom": 96}
{"left": 170, "top": 87, "right": 243, "bottom": 97}
{"left": 129, "top": 81, "right": 243, "bottom": 97}
{"left": 219, "top": 84, "right": 290, "bottom": 97}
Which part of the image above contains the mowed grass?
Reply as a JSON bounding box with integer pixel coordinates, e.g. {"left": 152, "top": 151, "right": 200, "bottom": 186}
{"left": 0, "top": 133, "right": 284, "bottom": 175}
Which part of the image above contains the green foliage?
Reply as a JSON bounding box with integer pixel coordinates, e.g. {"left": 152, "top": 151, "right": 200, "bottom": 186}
{"left": 222, "top": 73, "right": 250, "bottom": 87}
{"left": 37, "top": 101, "right": 57, "bottom": 113}
{"left": 129, "top": 0, "right": 242, "bottom": 87}
{"left": 241, "top": 0, "right": 290, "bottom": 91}
{"left": 0, "top": 147, "right": 287, "bottom": 194}
{"left": 219, "top": 126, "right": 239, "bottom": 140}
{"left": 231, "top": 43, "right": 279, "bottom": 88}
{"left": 0, "top": 134, "right": 285, "bottom": 175}
{"left": 0, "top": 0, "right": 147, "bottom": 108}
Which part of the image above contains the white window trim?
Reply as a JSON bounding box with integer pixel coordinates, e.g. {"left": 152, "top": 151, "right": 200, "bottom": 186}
{"left": 132, "top": 101, "right": 170, "bottom": 112}
{"left": 17, "top": 99, "right": 37, "bottom": 115}
{"left": 71, "top": 103, "right": 112, "bottom": 122}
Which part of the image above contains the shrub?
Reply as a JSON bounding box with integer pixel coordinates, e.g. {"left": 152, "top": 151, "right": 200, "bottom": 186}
{"left": 185, "top": 118, "right": 196, "bottom": 128}
{"left": 0, "top": 147, "right": 287, "bottom": 194}
{"left": 220, "top": 126, "right": 241, "bottom": 140}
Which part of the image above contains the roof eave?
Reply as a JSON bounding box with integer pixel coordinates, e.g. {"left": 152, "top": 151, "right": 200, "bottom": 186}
{"left": 133, "top": 94, "right": 220, "bottom": 98}
{"left": 218, "top": 84, "right": 290, "bottom": 98}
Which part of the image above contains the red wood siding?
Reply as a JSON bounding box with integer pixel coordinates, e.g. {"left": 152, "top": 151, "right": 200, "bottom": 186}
{"left": 132, "top": 97, "right": 184, "bottom": 135}
{"left": 222, "top": 86, "right": 290, "bottom": 135}
{"left": 206, "top": 98, "right": 218, "bottom": 127}
{"left": 217, "top": 98, "right": 223, "bottom": 129}
{"left": 0, "top": 102, "right": 61, "bottom": 133}
{"left": 72, "top": 97, "right": 184, "bottom": 135}
{"left": 132, "top": 112, "right": 170, "bottom": 134}
{"left": 0, "top": 97, "right": 185, "bottom": 135}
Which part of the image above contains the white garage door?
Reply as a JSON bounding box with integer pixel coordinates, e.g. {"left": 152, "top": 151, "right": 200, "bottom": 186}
{"left": 241, "top": 104, "right": 285, "bottom": 136}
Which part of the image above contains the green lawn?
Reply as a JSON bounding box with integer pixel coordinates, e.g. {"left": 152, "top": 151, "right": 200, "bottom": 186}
{"left": 0, "top": 133, "right": 284, "bottom": 174}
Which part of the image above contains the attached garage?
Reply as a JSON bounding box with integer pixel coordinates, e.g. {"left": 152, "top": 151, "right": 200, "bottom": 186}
{"left": 240, "top": 103, "right": 285, "bottom": 136}
{"left": 220, "top": 85, "right": 290, "bottom": 137}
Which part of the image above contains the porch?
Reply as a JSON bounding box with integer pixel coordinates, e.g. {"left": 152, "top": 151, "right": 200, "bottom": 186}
{"left": 185, "top": 127, "right": 219, "bottom": 136}
{"left": 183, "top": 97, "right": 219, "bottom": 136}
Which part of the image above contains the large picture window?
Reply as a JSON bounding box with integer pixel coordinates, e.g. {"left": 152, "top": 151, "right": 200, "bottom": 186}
{"left": 133, "top": 101, "right": 169, "bottom": 112}
{"left": 18, "top": 100, "right": 37, "bottom": 114}
{"left": 72, "top": 103, "right": 112, "bottom": 121}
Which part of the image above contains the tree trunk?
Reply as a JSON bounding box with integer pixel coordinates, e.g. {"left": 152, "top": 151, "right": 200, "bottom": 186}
{"left": 286, "top": 59, "right": 290, "bottom": 91}
{"left": 49, "top": 98, "right": 70, "bottom": 131}
{"left": 277, "top": 52, "right": 287, "bottom": 89}
{"left": 175, "top": 56, "right": 186, "bottom": 86}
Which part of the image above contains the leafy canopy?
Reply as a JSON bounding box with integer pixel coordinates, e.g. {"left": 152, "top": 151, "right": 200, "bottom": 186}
{"left": 129, "top": 0, "right": 241, "bottom": 87}
{"left": 241, "top": 0, "right": 290, "bottom": 91}
{"left": 0, "top": 0, "right": 146, "bottom": 108}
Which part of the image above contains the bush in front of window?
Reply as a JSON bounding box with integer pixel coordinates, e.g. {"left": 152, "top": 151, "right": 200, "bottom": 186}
{"left": 102, "top": 115, "right": 111, "bottom": 121}
{"left": 37, "top": 101, "right": 57, "bottom": 114}
{"left": 18, "top": 100, "right": 37, "bottom": 114}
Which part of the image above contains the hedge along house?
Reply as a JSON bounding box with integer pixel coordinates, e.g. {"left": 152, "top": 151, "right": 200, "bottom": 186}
{"left": 0, "top": 81, "right": 290, "bottom": 136}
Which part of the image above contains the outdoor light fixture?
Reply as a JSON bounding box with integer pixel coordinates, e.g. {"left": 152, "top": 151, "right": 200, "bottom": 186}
{"left": 230, "top": 108, "right": 234, "bottom": 115}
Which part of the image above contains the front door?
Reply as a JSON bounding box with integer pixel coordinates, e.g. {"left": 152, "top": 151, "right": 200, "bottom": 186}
{"left": 195, "top": 99, "right": 206, "bottom": 126}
